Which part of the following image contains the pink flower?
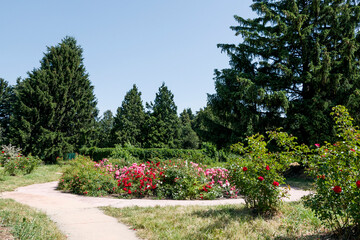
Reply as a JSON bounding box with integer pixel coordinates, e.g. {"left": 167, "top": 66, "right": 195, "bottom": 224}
{"left": 333, "top": 186, "right": 341, "bottom": 193}
{"left": 351, "top": 148, "right": 356, "bottom": 152}
{"left": 315, "top": 143, "right": 320, "bottom": 148}
{"left": 272, "top": 181, "right": 279, "bottom": 187}
{"left": 266, "top": 165, "right": 270, "bottom": 171}
{"left": 258, "top": 176, "right": 264, "bottom": 181}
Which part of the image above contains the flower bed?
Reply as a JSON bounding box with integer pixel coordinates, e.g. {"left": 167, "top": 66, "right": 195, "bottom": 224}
{"left": 58, "top": 156, "right": 237, "bottom": 200}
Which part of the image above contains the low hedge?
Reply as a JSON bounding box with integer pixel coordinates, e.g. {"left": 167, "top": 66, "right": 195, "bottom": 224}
{"left": 80, "top": 146, "right": 214, "bottom": 164}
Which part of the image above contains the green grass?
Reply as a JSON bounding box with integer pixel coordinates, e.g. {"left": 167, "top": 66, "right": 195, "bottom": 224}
{"left": 102, "top": 202, "right": 329, "bottom": 240}
{"left": 0, "top": 199, "right": 66, "bottom": 240}
{"left": 285, "top": 177, "right": 314, "bottom": 190}
{"left": 0, "top": 164, "right": 66, "bottom": 239}
{"left": 0, "top": 164, "right": 64, "bottom": 192}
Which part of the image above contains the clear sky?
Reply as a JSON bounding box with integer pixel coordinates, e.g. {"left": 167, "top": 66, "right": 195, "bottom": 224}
{"left": 0, "top": 0, "right": 255, "bottom": 117}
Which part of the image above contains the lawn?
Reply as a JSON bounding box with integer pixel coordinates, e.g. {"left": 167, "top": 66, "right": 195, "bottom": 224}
{"left": 0, "top": 164, "right": 66, "bottom": 240}
{"left": 102, "top": 202, "right": 332, "bottom": 240}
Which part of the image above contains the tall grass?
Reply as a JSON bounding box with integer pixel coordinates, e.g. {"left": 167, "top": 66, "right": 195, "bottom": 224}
{"left": 102, "top": 202, "right": 327, "bottom": 240}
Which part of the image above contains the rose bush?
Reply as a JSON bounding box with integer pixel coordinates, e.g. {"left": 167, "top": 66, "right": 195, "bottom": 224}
{"left": 228, "top": 131, "right": 307, "bottom": 214}
{"left": 304, "top": 106, "right": 360, "bottom": 233}
{"left": 1, "top": 145, "right": 42, "bottom": 176}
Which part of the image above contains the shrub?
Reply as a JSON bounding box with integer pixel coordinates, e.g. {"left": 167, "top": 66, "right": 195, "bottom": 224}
{"left": 304, "top": 106, "right": 360, "bottom": 233}
{"left": 228, "top": 131, "right": 307, "bottom": 214}
{"left": 1, "top": 145, "right": 42, "bottom": 176}
{"left": 58, "top": 155, "right": 119, "bottom": 196}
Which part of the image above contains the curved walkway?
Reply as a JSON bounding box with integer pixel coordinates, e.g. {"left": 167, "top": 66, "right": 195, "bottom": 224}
{"left": 0, "top": 182, "right": 311, "bottom": 240}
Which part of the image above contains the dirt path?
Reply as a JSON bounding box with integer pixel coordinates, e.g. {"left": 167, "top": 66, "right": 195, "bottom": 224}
{"left": 0, "top": 182, "right": 311, "bottom": 240}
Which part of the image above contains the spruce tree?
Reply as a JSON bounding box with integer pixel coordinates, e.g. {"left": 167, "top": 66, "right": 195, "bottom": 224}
{"left": 112, "top": 84, "right": 145, "bottom": 147}
{"left": 209, "top": 0, "right": 360, "bottom": 145}
{"left": 97, "top": 110, "right": 114, "bottom": 148}
{"left": 144, "top": 83, "right": 180, "bottom": 148}
{"left": 10, "top": 37, "right": 98, "bottom": 162}
{"left": 0, "top": 78, "right": 13, "bottom": 144}
{"left": 179, "top": 109, "right": 200, "bottom": 149}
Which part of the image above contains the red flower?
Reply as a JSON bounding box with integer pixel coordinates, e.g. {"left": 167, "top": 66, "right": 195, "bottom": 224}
{"left": 351, "top": 148, "right": 356, "bottom": 152}
{"left": 333, "top": 186, "right": 342, "bottom": 193}
{"left": 272, "top": 181, "right": 279, "bottom": 187}
{"left": 258, "top": 176, "right": 264, "bottom": 181}
{"left": 128, "top": 190, "right": 132, "bottom": 194}
{"left": 266, "top": 165, "right": 270, "bottom": 171}
{"left": 1, "top": 151, "right": 4, "bottom": 154}
{"left": 356, "top": 180, "right": 360, "bottom": 188}
{"left": 242, "top": 167, "right": 247, "bottom": 171}
{"left": 156, "top": 162, "right": 160, "bottom": 167}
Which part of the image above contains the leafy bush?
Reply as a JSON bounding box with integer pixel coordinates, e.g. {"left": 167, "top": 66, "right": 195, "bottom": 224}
{"left": 1, "top": 145, "right": 42, "bottom": 176}
{"left": 57, "top": 155, "right": 119, "bottom": 196}
{"left": 304, "top": 106, "right": 360, "bottom": 233}
{"left": 228, "top": 131, "right": 307, "bottom": 214}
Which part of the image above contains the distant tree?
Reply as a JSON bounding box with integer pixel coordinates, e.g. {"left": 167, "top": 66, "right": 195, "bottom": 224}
{"left": 0, "top": 78, "right": 13, "bottom": 144}
{"left": 10, "top": 37, "right": 98, "bottom": 162}
{"left": 144, "top": 83, "right": 180, "bottom": 148}
{"left": 97, "top": 110, "right": 114, "bottom": 148}
{"left": 193, "top": 105, "right": 233, "bottom": 148}
{"left": 209, "top": 0, "right": 360, "bottom": 145}
{"left": 112, "top": 84, "right": 145, "bottom": 147}
{"left": 179, "top": 109, "right": 200, "bottom": 149}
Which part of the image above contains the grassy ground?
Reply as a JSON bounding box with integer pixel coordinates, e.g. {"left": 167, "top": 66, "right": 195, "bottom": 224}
{"left": 102, "top": 202, "right": 330, "bottom": 240}
{"left": 0, "top": 164, "right": 64, "bottom": 192}
{"left": 284, "top": 177, "right": 314, "bottom": 190}
{"left": 0, "top": 199, "right": 66, "bottom": 240}
{"left": 0, "top": 164, "right": 66, "bottom": 239}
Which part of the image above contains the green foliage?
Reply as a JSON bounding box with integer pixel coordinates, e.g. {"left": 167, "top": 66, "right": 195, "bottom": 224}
{"left": 209, "top": 0, "right": 360, "bottom": 146}
{"left": 10, "top": 36, "right": 98, "bottom": 163}
{"left": 57, "top": 155, "right": 118, "bottom": 196}
{"left": 112, "top": 84, "right": 145, "bottom": 147}
{"left": 304, "top": 106, "right": 360, "bottom": 233}
{"left": 95, "top": 110, "right": 114, "bottom": 148}
{"left": 144, "top": 83, "right": 181, "bottom": 148}
{"left": 0, "top": 78, "right": 14, "bottom": 145}
{"left": 1, "top": 144, "right": 42, "bottom": 176}
{"left": 179, "top": 109, "right": 200, "bottom": 149}
{"left": 228, "top": 130, "right": 307, "bottom": 214}
{"left": 79, "top": 147, "right": 115, "bottom": 161}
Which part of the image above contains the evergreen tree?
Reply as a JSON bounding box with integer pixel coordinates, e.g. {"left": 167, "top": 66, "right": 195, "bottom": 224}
{"left": 144, "top": 83, "right": 180, "bottom": 148}
{"left": 10, "top": 37, "right": 98, "bottom": 162}
{"left": 112, "top": 84, "right": 145, "bottom": 147}
{"left": 97, "top": 110, "right": 114, "bottom": 148}
{"left": 179, "top": 109, "right": 200, "bottom": 149}
{"left": 209, "top": 0, "right": 360, "bottom": 145}
{"left": 0, "top": 78, "right": 13, "bottom": 144}
{"left": 193, "top": 105, "right": 233, "bottom": 148}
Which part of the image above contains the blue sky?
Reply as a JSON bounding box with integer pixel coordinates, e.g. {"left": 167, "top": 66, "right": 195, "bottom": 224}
{"left": 0, "top": 0, "right": 254, "bottom": 117}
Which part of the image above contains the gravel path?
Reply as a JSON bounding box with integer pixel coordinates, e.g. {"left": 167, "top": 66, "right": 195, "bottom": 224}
{"left": 0, "top": 182, "right": 311, "bottom": 240}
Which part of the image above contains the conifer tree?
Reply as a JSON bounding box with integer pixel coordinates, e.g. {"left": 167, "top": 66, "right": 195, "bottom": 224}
{"left": 97, "top": 110, "right": 114, "bottom": 148}
{"left": 144, "top": 83, "right": 180, "bottom": 148}
{"left": 10, "top": 37, "right": 98, "bottom": 162}
{"left": 112, "top": 84, "right": 145, "bottom": 147}
{"left": 209, "top": 0, "right": 360, "bottom": 145}
{"left": 0, "top": 78, "right": 13, "bottom": 144}
{"left": 179, "top": 109, "right": 200, "bottom": 149}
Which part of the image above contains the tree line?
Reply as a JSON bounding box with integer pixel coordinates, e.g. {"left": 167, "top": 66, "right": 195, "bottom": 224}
{"left": 2, "top": 0, "right": 360, "bottom": 162}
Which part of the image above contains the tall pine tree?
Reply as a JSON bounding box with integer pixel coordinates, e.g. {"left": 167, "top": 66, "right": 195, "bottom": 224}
{"left": 112, "top": 84, "right": 145, "bottom": 147}
{"left": 0, "top": 78, "right": 13, "bottom": 144}
{"left": 209, "top": 0, "right": 360, "bottom": 145}
{"left": 10, "top": 37, "right": 98, "bottom": 162}
{"left": 144, "top": 83, "right": 180, "bottom": 148}
{"left": 96, "top": 110, "right": 114, "bottom": 148}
